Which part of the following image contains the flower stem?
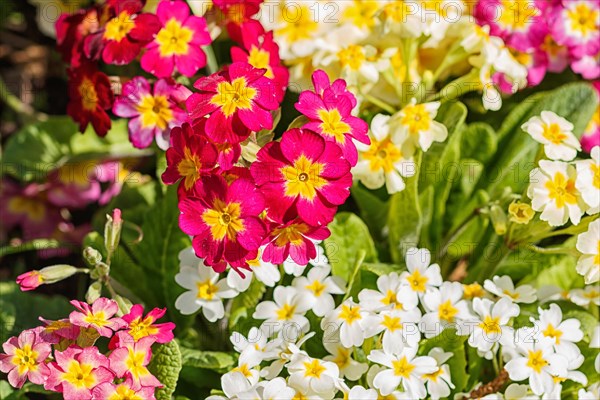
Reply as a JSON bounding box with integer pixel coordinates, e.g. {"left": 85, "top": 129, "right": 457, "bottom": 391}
{"left": 364, "top": 94, "right": 396, "bottom": 114}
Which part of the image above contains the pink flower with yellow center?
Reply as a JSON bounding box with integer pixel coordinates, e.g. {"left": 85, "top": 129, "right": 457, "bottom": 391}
{"left": 121, "top": 305, "right": 176, "bottom": 344}
{"left": 581, "top": 81, "right": 600, "bottom": 153}
{"left": 0, "top": 329, "right": 51, "bottom": 388}
{"left": 186, "top": 62, "right": 279, "bottom": 143}
{"left": 108, "top": 332, "right": 161, "bottom": 390}
{"left": 113, "top": 76, "right": 192, "bottom": 149}
{"left": 178, "top": 175, "right": 267, "bottom": 271}
{"left": 84, "top": 0, "right": 160, "bottom": 65}
{"left": 45, "top": 346, "right": 114, "bottom": 400}
{"left": 92, "top": 378, "right": 156, "bottom": 400}
{"left": 161, "top": 123, "right": 218, "bottom": 194}
{"left": 251, "top": 128, "right": 352, "bottom": 226}
{"left": 231, "top": 22, "right": 289, "bottom": 102}
{"left": 141, "top": 0, "right": 211, "bottom": 78}
{"left": 263, "top": 219, "right": 331, "bottom": 265}
{"left": 551, "top": 0, "right": 600, "bottom": 56}
{"left": 69, "top": 297, "right": 126, "bottom": 337}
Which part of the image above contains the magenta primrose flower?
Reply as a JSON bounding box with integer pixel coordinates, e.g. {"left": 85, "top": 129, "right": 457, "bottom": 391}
{"left": 113, "top": 76, "right": 191, "bottom": 149}
{"left": 263, "top": 218, "right": 331, "bottom": 266}
{"left": 69, "top": 297, "right": 126, "bottom": 337}
{"left": 93, "top": 378, "right": 157, "bottom": 400}
{"left": 0, "top": 329, "right": 51, "bottom": 388}
{"left": 141, "top": 0, "right": 211, "bottom": 78}
{"left": 186, "top": 62, "right": 279, "bottom": 143}
{"left": 45, "top": 346, "right": 114, "bottom": 400}
{"left": 121, "top": 304, "right": 176, "bottom": 343}
{"left": 109, "top": 332, "right": 161, "bottom": 390}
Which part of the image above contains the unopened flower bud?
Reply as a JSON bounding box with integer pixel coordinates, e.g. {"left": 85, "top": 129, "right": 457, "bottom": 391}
{"left": 86, "top": 281, "right": 102, "bottom": 303}
{"left": 38, "top": 264, "right": 78, "bottom": 284}
{"left": 16, "top": 271, "right": 43, "bottom": 291}
{"left": 83, "top": 246, "right": 102, "bottom": 266}
{"left": 105, "top": 208, "right": 123, "bottom": 255}
{"left": 490, "top": 204, "right": 508, "bottom": 235}
{"left": 91, "top": 262, "right": 110, "bottom": 279}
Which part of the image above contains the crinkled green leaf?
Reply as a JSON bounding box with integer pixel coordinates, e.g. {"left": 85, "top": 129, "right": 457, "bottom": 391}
{"left": 460, "top": 123, "right": 497, "bottom": 164}
{"left": 324, "top": 212, "right": 377, "bottom": 281}
{"left": 180, "top": 347, "right": 237, "bottom": 372}
{"left": 361, "top": 262, "right": 400, "bottom": 276}
{"left": 148, "top": 341, "right": 182, "bottom": 400}
{"left": 351, "top": 184, "right": 390, "bottom": 241}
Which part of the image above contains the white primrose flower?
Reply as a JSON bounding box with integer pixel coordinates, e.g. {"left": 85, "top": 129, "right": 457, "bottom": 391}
{"left": 420, "top": 282, "right": 473, "bottom": 338}
{"left": 260, "top": 331, "right": 314, "bottom": 380}
{"left": 175, "top": 248, "right": 237, "bottom": 321}
{"left": 579, "top": 382, "right": 600, "bottom": 400}
{"left": 522, "top": 111, "right": 581, "bottom": 161}
{"left": 292, "top": 264, "right": 345, "bottom": 317}
{"left": 527, "top": 160, "right": 587, "bottom": 226}
{"left": 484, "top": 275, "right": 537, "bottom": 304}
{"left": 575, "top": 146, "right": 600, "bottom": 214}
{"left": 227, "top": 268, "right": 252, "bottom": 292}
{"left": 531, "top": 303, "right": 584, "bottom": 357}
{"left": 256, "top": 377, "right": 296, "bottom": 400}
{"left": 542, "top": 347, "right": 588, "bottom": 400}
{"left": 287, "top": 353, "right": 340, "bottom": 399}
{"left": 504, "top": 333, "right": 568, "bottom": 396}
{"left": 423, "top": 347, "right": 455, "bottom": 400}
{"left": 322, "top": 300, "right": 371, "bottom": 348}
{"left": 253, "top": 286, "right": 312, "bottom": 335}
{"left": 230, "top": 327, "right": 280, "bottom": 367}
{"left": 576, "top": 218, "right": 600, "bottom": 284}
{"left": 358, "top": 271, "right": 419, "bottom": 312}
{"left": 214, "top": 370, "right": 258, "bottom": 400}
{"left": 353, "top": 114, "right": 417, "bottom": 194}
{"left": 248, "top": 247, "right": 281, "bottom": 287}
{"left": 501, "top": 383, "right": 540, "bottom": 399}
{"left": 365, "top": 365, "right": 410, "bottom": 399}
{"left": 381, "top": 1, "right": 429, "bottom": 38}
{"left": 347, "top": 385, "right": 377, "bottom": 400}
{"left": 400, "top": 247, "right": 443, "bottom": 296}
{"left": 229, "top": 350, "right": 261, "bottom": 388}
{"left": 569, "top": 285, "right": 600, "bottom": 306}
{"left": 468, "top": 297, "right": 520, "bottom": 359}
{"left": 392, "top": 99, "right": 448, "bottom": 153}
{"left": 591, "top": 324, "right": 600, "bottom": 373}
{"left": 363, "top": 309, "right": 422, "bottom": 354}
{"left": 367, "top": 347, "right": 438, "bottom": 398}
{"left": 323, "top": 340, "right": 368, "bottom": 381}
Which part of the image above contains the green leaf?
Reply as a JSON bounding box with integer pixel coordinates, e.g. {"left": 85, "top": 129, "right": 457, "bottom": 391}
{"left": 460, "top": 123, "right": 497, "bottom": 165}
{"left": 351, "top": 184, "right": 390, "bottom": 241}
{"left": 324, "top": 212, "right": 377, "bottom": 281}
{"left": 481, "top": 83, "right": 598, "bottom": 196}
{"left": 388, "top": 152, "right": 422, "bottom": 263}
{"left": 418, "top": 186, "right": 434, "bottom": 250}
{"left": 0, "top": 380, "right": 14, "bottom": 399}
{"left": 180, "top": 347, "right": 237, "bottom": 372}
{"left": 0, "top": 117, "right": 148, "bottom": 181}
{"left": 148, "top": 341, "right": 182, "bottom": 400}
{"left": 0, "top": 282, "right": 71, "bottom": 343}
{"left": 361, "top": 262, "right": 400, "bottom": 276}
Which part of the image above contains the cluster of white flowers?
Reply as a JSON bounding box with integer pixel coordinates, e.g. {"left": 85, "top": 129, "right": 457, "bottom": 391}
{"left": 523, "top": 112, "right": 599, "bottom": 283}
{"left": 197, "top": 247, "right": 599, "bottom": 400}
{"left": 259, "top": 0, "right": 527, "bottom": 112}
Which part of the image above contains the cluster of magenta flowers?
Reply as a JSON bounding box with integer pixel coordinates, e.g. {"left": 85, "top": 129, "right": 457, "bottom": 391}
{"left": 0, "top": 298, "right": 175, "bottom": 399}
{"left": 475, "top": 0, "right": 600, "bottom": 87}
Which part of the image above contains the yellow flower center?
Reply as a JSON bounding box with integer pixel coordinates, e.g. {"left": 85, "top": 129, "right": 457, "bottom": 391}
{"left": 305, "top": 280, "right": 327, "bottom": 297}
{"left": 392, "top": 356, "right": 415, "bottom": 378}
{"left": 276, "top": 303, "right": 296, "bottom": 321}
{"left": 508, "top": 202, "right": 535, "bottom": 224}
{"left": 177, "top": 147, "right": 203, "bottom": 191}
{"left": 401, "top": 103, "right": 432, "bottom": 135}
{"left": 479, "top": 315, "right": 502, "bottom": 335}
{"left": 303, "top": 359, "right": 326, "bottom": 378}
{"left": 498, "top": 0, "right": 538, "bottom": 30}
{"left": 438, "top": 300, "right": 459, "bottom": 322}
{"left": 422, "top": 367, "right": 444, "bottom": 382}
{"left": 83, "top": 311, "right": 108, "bottom": 327}
{"left": 210, "top": 77, "right": 257, "bottom": 118}
{"left": 196, "top": 279, "right": 218, "bottom": 300}
{"left": 542, "top": 323, "right": 563, "bottom": 344}
{"left": 12, "top": 345, "right": 39, "bottom": 375}
{"left": 202, "top": 199, "right": 244, "bottom": 241}
{"left": 406, "top": 269, "right": 428, "bottom": 292}
{"left": 502, "top": 289, "right": 520, "bottom": 300}
{"left": 338, "top": 45, "right": 366, "bottom": 70}
{"left": 381, "top": 289, "right": 403, "bottom": 309}
{"left": 381, "top": 314, "right": 402, "bottom": 332}
{"left": 339, "top": 304, "right": 362, "bottom": 324}
{"left": 247, "top": 47, "right": 273, "bottom": 79}
{"left": 541, "top": 123, "right": 568, "bottom": 145}
{"left": 545, "top": 172, "right": 578, "bottom": 209}
{"left": 317, "top": 108, "right": 350, "bottom": 143}
{"left": 125, "top": 349, "right": 148, "bottom": 380}
{"left": 232, "top": 363, "right": 254, "bottom": 378}
{"left": 282, "top": 155, "right": 327, "bottom": 200}
{"left": 275, "top": 6, "right": 318, "bottom": 42}
{"left": 342, "top": 0, "right": 379, "bottom": 28}
{"left": 332, "top": 347, "right": 350, "bottom": 369}
{"left": 136, "top": 94, "right": 173, "bottom": 130}
{"left": 62, "top": 360, "right": 96, "bottom": 389}
{"left": 591, "top": 163, "right": 600, "bottom": 189}
{"left": 79, "top": 77, "right": 98, "bottom": 111}
{"left": 526, "top": 349, "right": 549, "bottom": 374}
{"left": 156, "top": 18, "right": 194, "bottom": 57}
{"left": 567, "top": 3, "right": 599, "bottom": 37}
{"left": 108, "top": 385, "right": 143, "bottom": 400}
{"left": 7, "top": 197, "right": 45, "bottom": 221}
{"left": 364, "top": 138, "right": 403, "bottom": 173}
{"left": 384, "top": 2, "right": 414, "bottom": 22}
{"left": 103, "top": 11, "right": 135, "bottom": 42}
{"left": 463, "top": 283, "right": 485, "bottom": 299}
{"left": 272, "top": 223, "right": 310, "bottom": 247}
{"left": 128, "top": 316, "right": 159, "bottom": 341}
